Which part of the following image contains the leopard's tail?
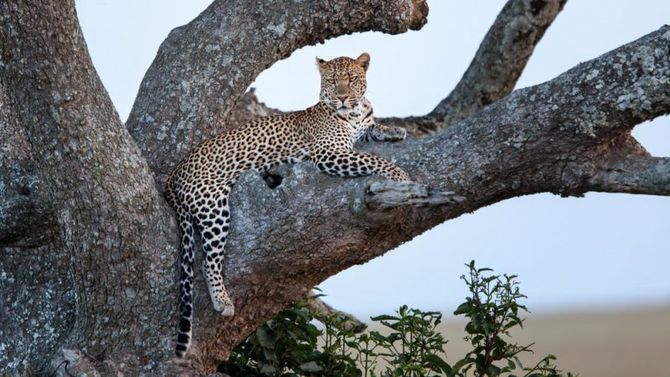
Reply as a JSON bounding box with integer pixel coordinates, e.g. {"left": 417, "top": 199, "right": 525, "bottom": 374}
{"left": 175, "top": 208, "right": 196, "bottom": 357}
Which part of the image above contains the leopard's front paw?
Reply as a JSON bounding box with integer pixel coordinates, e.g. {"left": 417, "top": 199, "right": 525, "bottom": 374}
{"left": 385, "top": 126, "right": 406, "bottom": 142}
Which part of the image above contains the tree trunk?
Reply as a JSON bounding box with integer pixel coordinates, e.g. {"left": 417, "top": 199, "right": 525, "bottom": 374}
{"left": 1, "top": 1, "right": 177, "bottom": 375}
{"left": 1, "top": 0, "right": 668, "bottom": 375}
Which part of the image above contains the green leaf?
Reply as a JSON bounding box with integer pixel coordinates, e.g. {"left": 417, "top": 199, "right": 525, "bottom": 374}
{"left": 256, "top": 327, "right": 276, "bottom": 349}
{"left": 259, "top": 363, "right": 277, "bottom": 375}
{"left": 299, "top": 361, "right": 323, "bottom": 372}
{"left": 425, "top": 354, "right": 452, "bottom": 374}
{"left": 453, "top": 302, "right": 472, "bottom": 315}
{"left": 487, "top": 364, "right": 501, "bottom": 376}
{"left": 449, "top": 357, "right": 475, "bottom": 375}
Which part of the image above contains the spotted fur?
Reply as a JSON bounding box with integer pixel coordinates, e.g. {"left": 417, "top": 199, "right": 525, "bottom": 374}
{"left": 165, "top": 53, "right": 410, "bottom": 357}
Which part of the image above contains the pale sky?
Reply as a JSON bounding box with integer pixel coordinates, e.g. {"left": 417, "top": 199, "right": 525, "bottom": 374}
{"left": 76, "top": 0, "right": 670, "bottom": 318}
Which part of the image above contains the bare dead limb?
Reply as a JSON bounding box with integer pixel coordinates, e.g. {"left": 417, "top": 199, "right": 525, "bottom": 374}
{"left": 366, "top": 181, "right": 465, "bottom": 210}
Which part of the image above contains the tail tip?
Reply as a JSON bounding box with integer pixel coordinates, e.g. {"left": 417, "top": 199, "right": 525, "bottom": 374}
{"left": 175, "top": 343, "right": 188, "bottom": 358}
{"left": 175, "top": 331, "right": 190, "bottom": 358}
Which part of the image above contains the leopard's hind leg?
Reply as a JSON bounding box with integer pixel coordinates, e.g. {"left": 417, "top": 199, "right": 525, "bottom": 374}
{"left": 195, "top": 188, "right": 235, "bottom": 316}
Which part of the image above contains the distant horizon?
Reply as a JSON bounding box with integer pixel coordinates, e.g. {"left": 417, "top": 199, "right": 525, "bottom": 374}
{"left": 355, "top": 296, "right": 670, "bottom": 320}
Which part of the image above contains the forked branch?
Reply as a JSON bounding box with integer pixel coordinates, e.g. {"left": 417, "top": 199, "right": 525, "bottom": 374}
{"left": 412, "top": 0, "right": 566, "bottom": 134}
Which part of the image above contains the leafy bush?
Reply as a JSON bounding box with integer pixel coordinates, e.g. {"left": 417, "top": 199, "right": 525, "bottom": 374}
{"left": 366, "top": 306, "right": 450, "bottom": 377}
{"left": 219, "top": 302, "right": 359, "bottom": 376}
{"left": 219, "top": 261, "right": 575, "bottom": 377}
{"left": 448, "top": 261, "right": 575, "bottom": 377}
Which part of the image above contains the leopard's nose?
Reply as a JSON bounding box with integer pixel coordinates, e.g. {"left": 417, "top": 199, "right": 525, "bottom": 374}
{"left": 338, "top": 95, "right": 348, "bottom": 102}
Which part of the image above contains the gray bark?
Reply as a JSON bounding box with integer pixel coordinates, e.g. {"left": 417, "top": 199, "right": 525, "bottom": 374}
{"left": 1, "top": 0, "right": 668, "bottom": 375}
{"left": 1, "top": 1, "right": 177, "bottom": 375}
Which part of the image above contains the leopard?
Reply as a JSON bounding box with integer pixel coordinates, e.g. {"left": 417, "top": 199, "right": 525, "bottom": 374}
{"left": 165, "top": 52, "right": 410, "bottom": 357}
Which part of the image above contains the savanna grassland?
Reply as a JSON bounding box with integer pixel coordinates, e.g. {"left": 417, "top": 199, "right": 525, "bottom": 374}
{"left": 399, "top": 305, "right": 670, "bottom": 377}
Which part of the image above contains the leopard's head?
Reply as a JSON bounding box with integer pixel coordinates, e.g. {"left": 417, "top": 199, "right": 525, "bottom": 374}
{"left": 316, "top": 53, "right": 369, "bottom": 111}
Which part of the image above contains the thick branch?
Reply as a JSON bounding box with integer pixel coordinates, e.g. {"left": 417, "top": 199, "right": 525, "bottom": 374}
{"left": 587, "top": 156, "right": 670, "bottom": 196}
{"left": 126, "top": 0, "right": 429, "bottom": 186}
{"left": 429, "top": 0, "right": 566, "bottom": 130}
{"left": 185, "top": 27, "right": 670, "bottom": 372}
{"left": 366, "top": 181, "right": 465, "bottom": 210}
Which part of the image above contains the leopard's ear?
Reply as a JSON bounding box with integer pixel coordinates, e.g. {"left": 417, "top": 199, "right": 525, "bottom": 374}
{"left": 356, "top": 52, "right": 370, "bottom": 71}
{"left": 316, "top": 57, "right": 328, "bottom": 71}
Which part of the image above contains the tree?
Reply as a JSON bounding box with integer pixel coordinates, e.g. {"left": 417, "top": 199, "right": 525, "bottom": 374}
{"left": 1, "top": 0, "right": 668, "bottom": 375}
